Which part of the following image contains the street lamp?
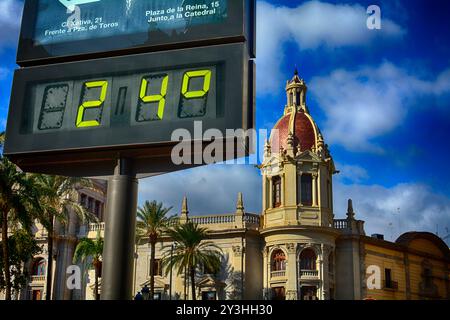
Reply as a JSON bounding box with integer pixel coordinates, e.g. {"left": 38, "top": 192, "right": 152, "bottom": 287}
{"left": 169, "top": 244, "right": 174, "bottom": 300}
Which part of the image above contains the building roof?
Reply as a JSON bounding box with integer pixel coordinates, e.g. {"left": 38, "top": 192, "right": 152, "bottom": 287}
{"left": 395, "top": 231, "right": 450, "bottom": 259}
{"left": 270, "top": 111, "right": 316, "bottom": 153}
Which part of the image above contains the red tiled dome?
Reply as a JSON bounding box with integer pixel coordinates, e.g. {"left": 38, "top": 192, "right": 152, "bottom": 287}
{"left": 270, "top": 111, "right": 316, "bottom": 153}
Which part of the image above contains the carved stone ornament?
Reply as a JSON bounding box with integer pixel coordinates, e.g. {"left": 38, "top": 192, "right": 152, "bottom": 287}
{"left": 286, "top": 243, "right": 296, "bottom": 254}
{"left": 232, "top": 245, "right": 243, "bottom": 257}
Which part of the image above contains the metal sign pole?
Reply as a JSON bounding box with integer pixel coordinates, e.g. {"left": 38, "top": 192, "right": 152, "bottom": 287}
{"left": 101, "top": 158, "right": 138, "bottom": 300}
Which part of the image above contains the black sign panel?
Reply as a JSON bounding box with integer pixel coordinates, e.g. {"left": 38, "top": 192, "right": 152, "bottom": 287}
{"left": 4, "top": 43, "right": 254, "bottom": 177}
{"left": 17, "top": 0, "right": 255, "bottom": 65}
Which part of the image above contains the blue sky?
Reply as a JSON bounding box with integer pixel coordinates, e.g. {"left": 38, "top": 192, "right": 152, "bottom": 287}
{"left": 1, "top": 0, "right": 450, "bottom": 242}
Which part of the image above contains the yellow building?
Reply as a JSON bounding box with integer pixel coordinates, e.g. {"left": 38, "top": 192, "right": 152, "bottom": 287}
{"left": 124, "top": 71, "right": 450, "bottom": 301}
{"left": 0, "top": 179, "right": 107, "bottom": 301}
{"left": 3, "top": 72, "right": 449, "bottom": 300}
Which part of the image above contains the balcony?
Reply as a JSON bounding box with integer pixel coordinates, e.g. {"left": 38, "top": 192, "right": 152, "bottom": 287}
{"left": 299, "top": 270, "right": 319, "bottom": 279}
{"left": 333, "top": 219, "right": 348, "bottom": 229}
{"left": 89, "top": 222, "right": 105, "bottom": 232}
{"left": 270, "top": 270, "right": 286, "bottom": 279}
{"left": 31, "top": 275, "right": 46, "bottom": 283}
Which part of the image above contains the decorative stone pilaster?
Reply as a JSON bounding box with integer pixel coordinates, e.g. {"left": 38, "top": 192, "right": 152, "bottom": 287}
{"left": 232, "top": 245, "right": 243, "bottom": 257}
{"left": 286, "top": 243, "right": 298, "bottom": 300}
{"left": 262, "top": 248, "right": 269, "bottom": 300}
{"left": 312, "top": 173, "right": 318, "bottom": 206}
{"left": 286, "top": 290, "right": 298, "bottom": 300}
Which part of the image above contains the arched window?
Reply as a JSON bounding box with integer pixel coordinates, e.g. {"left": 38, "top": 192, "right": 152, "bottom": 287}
{"left": 300, "top": 249, "right": 316, "bottom": 270}
{"left": 32, "top": 258, "right": 46, "bottom": 276}
{"left": 271, "top": 250, "right": 286, "bottom": 271}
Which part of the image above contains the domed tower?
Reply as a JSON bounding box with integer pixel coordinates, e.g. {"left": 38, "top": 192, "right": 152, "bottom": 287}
{"left": 261, "top": 69, "right": 336, "bottom": 227}
{"left": 260, "top": 70, "right": 339, "bottom": 300}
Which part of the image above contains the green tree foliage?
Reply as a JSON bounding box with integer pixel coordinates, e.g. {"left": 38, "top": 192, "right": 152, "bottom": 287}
{"left": 31, "top": 174, "right": 97, "bottom": 300}
{"left": 73, "top": 232, "right": 103, "bottom": 300}
{"left": 0, "top": 229, "right": 40, "bottom": 298}
{"left": 136, "top": 200, "right": 174, "bottom": 300}
{"left": 1, "top": 132, "right": 41, "bottom": 300}
{"left": 162, "top": 222, "right": 222, "bottom": 300}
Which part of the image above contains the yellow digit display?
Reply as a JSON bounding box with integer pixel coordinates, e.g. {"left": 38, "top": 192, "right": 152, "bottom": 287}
{"left": 181, "top": 70, "right": 212, "bottom": 99}
{"left": 76, "top": 80, "right": 108, "bottom": 128}
{"left": 139, "top": 74, "right": 169, "bottom": 120}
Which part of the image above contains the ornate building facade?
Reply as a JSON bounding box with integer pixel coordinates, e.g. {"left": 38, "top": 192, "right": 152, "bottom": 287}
{"left": 2, "top": 72, "right": 449, "bottom": 300}
{"left": 128, "top": 71, "right": 450, "bottom": 301}
{"left": 0, "top": 179, "right": 107, "bottom": 300}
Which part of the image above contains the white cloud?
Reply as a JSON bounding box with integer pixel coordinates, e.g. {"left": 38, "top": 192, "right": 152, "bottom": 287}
{"left": 310, "top": 62, "right": 450, "bottom": 152}
{"left": 334, "top": 182, "right": 450, "bottom": 242}
{"left": 138, "top": 164, "right": 262, "bottom": 215}
{"left": 335, "top": 162, "right": 369, "bottom": 184}
{"left": 0, "top": 0, "right": 23, "bottom": 51}
{"left": 256, "top": 0, "right": 405, "bottom": 93}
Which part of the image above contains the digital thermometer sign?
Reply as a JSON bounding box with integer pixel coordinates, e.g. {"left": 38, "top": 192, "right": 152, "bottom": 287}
{"left": 4, "top": 43, "right": 254, "bottom": 177}
{"left": 17, "top": 0, "right": 255, "bottom": 65}
{"left": 32, "top": 65, "right": 217, "bottom": 133}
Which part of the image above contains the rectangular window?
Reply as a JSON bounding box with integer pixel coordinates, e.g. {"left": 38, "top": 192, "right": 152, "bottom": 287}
{"left": 301, "top": 174, "right": 313, "bottom": 206}
{"left": 423, "top": 268, "right": 433, "bottom": 288}
{"left": 385, "top": 268, "right": 392, "bottom": 288}
{"left": 94, "top": 201, "right": 101, "bottom": 217}
{"left": 151, "top": 259, "right": 162, "bottom": 277}
{"left": 80, "top": 194, "right": 87, "bottom": 207}
{"left": 88, "top": 197, "right": 94, "bottom": 212}
{"left": 272, "top": 176, "right": 281, "bottom": 208}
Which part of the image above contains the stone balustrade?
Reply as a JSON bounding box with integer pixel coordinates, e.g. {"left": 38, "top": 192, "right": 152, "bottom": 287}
{"left": 31, "top": 275, "right": 46, "bottom": 283}
{"left": 271, "top": 270, "right": 287, "bottom": 278}
{"left": 333, "top": 219, "right": 348, "bottom": 229}
{"left": 87, "top": 213, "right": 261, "bottom": 238}
{"left": 190, "top": 214, "right": 236, "bottom": 225}
{"left": 89, "top": 222, "right": 105, "bottom": 232}
{"left": 299, "top": 269, "right": 319, "bottom": 278}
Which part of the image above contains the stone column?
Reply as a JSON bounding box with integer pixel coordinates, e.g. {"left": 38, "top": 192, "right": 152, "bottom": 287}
{"left": 232, "top": 245, "right": 244, "bottom": 300}
{"left": 268, "top": 178, "right": 273, "bottom": 209}
{"left": 312, "top": 173, "right": 318, "bottom": 207}
{"left": 286, "top": 243, "right": 298, "bottom": 300}
{"left": 262, "top": 177, "right": 267, "bottom": 212}
{"left": 262, "top": 248, "right": 269, "bottom": 300}
{"left": 297, "top": 171, "right": 302, "bottom": 205}
{"left": 321, "top": 244, "right": 330, "bottom": 300}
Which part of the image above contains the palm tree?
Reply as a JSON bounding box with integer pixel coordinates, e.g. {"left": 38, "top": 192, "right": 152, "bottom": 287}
{"left": 31, "top": 174, "right": 97, "bottom": 300}
{"left": 136, "top": 200, "right": 174, "bottom": 300}
{"left": 0, "top": 133, "right": 40, "bottom": 300}
{"left": 73, "top": 232, "right": 103, "bottom": 300}
{"left": 163, "top": 222, "right": 222, "bottom": 300}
